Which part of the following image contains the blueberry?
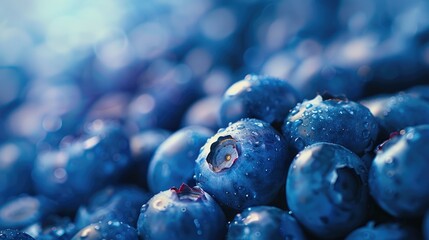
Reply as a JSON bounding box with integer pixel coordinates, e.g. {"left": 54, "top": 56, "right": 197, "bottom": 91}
{"left": 0, "top": 195, "right": 50, "bottom": 230}
{"left": 33, "top": 120, "right": 132, "bottom": 211}
{"left": 137, "top": 184, "right": 227, "bottom": 240}
{"left": 71, "top": 221, "right": 138, "bottom": 240}
{"left": 286, "top": 142, "right": 369, "bottom": 239}
{"left": 282, "top": 94, "right": 379, "bottom": 156}
{"left": 345, "top": 222, "right": 421, "bottom": 240}
{"left": 362, "top": 93, "right": 429, "bottom": 137}
{"left": 195, "top": 118, "right": 289, "bottom": 210}
{"left": 147, "top": 126, "right": 213, "bottom": 193}
{"left": 129, "top": 129, "right": 171, "bottom": 188}
{"left": 227, "top": 206, "right": 306, "bottom": 240}
{"left": 0, "top": 139, "right": 35, "bottom": 204}
{"left": 75, "top": 185, "right": 152, "bottom": 229}
{"left": 219, "top": 75, "right": 299, "bottom": 128}
{"left": 369, "top": 125, "right": 429, "bottom": 218}
{"left": 0, "top": 229, "right": 34, "bottom": 240}
{"left": 77, "top": 119, "right": 132, "bottom": 182}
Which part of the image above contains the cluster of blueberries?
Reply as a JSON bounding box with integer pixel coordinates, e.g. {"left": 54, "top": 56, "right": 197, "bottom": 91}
{"left": 1, "top": 0, "right": 429, "bottom": 239}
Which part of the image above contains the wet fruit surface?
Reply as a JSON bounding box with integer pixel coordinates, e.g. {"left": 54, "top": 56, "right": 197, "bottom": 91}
{"left": 286, "top": 142, "right": 369, "bottom": 239}
{"left": 137, "top": 184, "right": 226, "bottom": 240}
{"left": 369, "top": 125, "right": 429, "bottom": 218}
{"left": 195, "top": 119, "right": 290, "bottom": 210}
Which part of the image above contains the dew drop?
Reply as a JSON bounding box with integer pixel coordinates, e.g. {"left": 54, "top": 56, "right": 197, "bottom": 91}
{"left": 293, "top": 119, "right": 303, "bottom": 127}
{"left": 254, "top": 122, "right": 264, "bottom": 127}
{"left": 290, "top": 108, "right": 299, "bottom": 116}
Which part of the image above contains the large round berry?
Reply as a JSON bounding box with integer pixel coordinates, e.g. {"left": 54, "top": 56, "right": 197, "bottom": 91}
{"left": 32, "top": 120, "right": 132, "bottom": 211}
{"left": 137, "top": 184, "right": 226, "bottom": 240}
{"left": 282, "top": 94, "right": 379, "bottom": 156}
{"left": 71, "top": 221, "right": 138, "bottom": 240}
{"left": 195, "top": 118, "right": 289, "bottom": 210}
{"left": 369, "top": 125, "right": 429, "bottom": 218}
{"left": 345, "top": 222, "right": 421, "bottom": 240}
{"left": 227, "top": 206, "right": 306, "bottom": 240}
{"left": 147, "top": 126, "right": 213, "bottom": 193}
{"left": 219, "top": 75, "right": 299, "bottom": 127}
{"left": 286, "top": 142, "right": 369, "bottom": 239}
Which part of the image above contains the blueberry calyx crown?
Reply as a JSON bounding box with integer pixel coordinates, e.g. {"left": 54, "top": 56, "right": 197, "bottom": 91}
{"left": 206, "top": 135, "right": 239, "bottom": 173}
{"left": 171, "top": 184, "right": 205, "bottom": 201}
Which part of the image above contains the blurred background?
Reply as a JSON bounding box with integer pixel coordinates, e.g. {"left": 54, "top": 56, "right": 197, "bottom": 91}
{"left": 0, "top": 0, "right": 429, "bottom": 144}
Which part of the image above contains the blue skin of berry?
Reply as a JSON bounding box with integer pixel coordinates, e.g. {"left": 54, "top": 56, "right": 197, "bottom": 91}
{"left": 0, "top": 195, "right": 50, "bottom": 230}
{"left": 137, "top": 184, "right": 227, "bottom": 240}
{"left": 182, "top": 96, "right": 222, "bottom": 131}
{"left": 219, "top": 75, "right": 300, "bottom": 127}
{"left": 33, "top": 120, "right": 131, "bottom": 211}
{"left": 0, "top": 229, "right": 34, "bottom": 240}
{"left": 147, "top": 126, "right": 213, "bottom": 193}
{"left": 38, "top": 218, "right": 78, "bottom": 240}
{"left": 362, "top": 93, "right": 429, "bottom": 136}
{"left": 75, "top": 185, "right": 152, "bottom": 229}
{"left": 195, "top": 118, "right": 290, "bottom": 210}
{"left": 71, "top": 221, "right": 138, "bottom": 240}
{"left": 282, "top": 95, "right": 379, "bottom": 156}
{"left": 345, "top": 222, "right": 422, "bottom": 240}
{"left": 82, "top": 120, "right": 132, "bottom": 178}
{"left": 129, "top": 129, "right": 171, "bottom": 188}
{"left": 227, "top": 206, "right": 306, "bottom": 240}
{"left": 369, "top": 125, "right": 429, "bottom": 218}
{"left": 286, "top": 142, "right": 369, "bottom": 239}
{"left": 0, "top": 139, "right": 35, "bottom": 205}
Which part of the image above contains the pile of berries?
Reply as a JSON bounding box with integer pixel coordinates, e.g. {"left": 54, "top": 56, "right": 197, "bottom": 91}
{"left": 0, "top": 0, "right": 429, "bottom": 239}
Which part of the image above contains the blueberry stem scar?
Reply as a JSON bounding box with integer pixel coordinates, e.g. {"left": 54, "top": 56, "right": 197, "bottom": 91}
{"left": 206, "top": 135, "right": 239, "bottom": 173}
